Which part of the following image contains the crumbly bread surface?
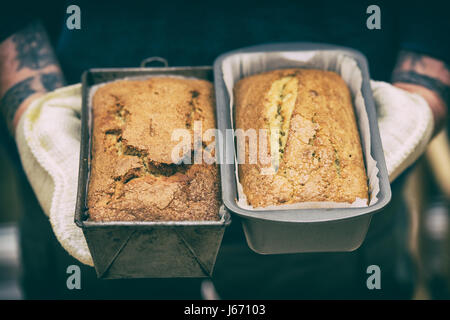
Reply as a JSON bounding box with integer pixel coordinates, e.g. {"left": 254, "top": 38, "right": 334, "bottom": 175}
{"left": 88, "top": 77, "right": 220, "bottom": 221}
{"left": 235, "top": 68, "right": 368, "bottom": 208}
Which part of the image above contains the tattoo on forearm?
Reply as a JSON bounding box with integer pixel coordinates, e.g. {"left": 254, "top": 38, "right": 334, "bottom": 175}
{"left": 392, "top": 71, "right": 450, "bottom": 103}
{"left": 0, "top": 20, "right": 66, "bottom": 135}
{"left": 0, "top": 77, "right": 36, "bottom": 135}
{"left": 393, "top": 51, "right": 450, "bottom": 106}
{"left": 0, "top": 72, "right": 65, "bottom": 135}
{"left": 396, "top": 51, "right": 427, "bottom": 69}
{"left": 41, "top": 72, "right": 65, "bottom": 91}
{"left": 11, "top": 21, "right": 57, "bottom": 71}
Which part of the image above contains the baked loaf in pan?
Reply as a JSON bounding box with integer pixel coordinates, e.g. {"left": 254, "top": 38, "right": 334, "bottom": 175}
{"left": 88, "top": 77, "right": 220, "bottom": 221}
{"left": 234, "top": 68, "right": 368, "bottom": 208}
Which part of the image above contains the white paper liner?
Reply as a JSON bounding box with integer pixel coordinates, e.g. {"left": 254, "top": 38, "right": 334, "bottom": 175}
{"left": 221, "top": 50, "right": 380, "bottom": 210}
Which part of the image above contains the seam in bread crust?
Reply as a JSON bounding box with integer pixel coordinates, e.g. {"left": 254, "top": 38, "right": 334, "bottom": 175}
{"left": 264, "top": 76, "right": 298, "bottom": 171}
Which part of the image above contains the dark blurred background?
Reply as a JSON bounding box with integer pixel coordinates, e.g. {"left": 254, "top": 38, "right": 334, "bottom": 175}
{"left": 0, "top": 134, "right": 23, "bottom": 299}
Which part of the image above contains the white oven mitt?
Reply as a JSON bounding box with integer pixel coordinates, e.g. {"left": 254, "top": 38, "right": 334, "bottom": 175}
{"left": 15, "top": 84, "right": 93, "bottom": 266}
{"left": 14, "top": 81, "right": 434, "bottom": 266}
{"left": 371, "top": 81, "right": 434, "bottom": 182}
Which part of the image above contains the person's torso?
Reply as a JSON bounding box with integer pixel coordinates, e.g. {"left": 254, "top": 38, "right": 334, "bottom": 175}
{"left": 54, "top": 0, "right": 401, "bottom": 83}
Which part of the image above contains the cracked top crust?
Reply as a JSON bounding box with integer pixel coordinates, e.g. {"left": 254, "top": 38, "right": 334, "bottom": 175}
{"left": 87, "top": 77, "right": 220, "bottom": 221}
{"left": 235, "top": 68, "right": 368, "bottom": 208}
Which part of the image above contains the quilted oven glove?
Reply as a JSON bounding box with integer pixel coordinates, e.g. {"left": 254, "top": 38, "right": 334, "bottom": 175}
{"left": 14, "top": 81, "right": 434, "bottom": 266}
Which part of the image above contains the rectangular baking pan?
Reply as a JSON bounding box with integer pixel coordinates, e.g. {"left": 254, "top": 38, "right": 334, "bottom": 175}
{"left": 213, "top": 42, "right": 391, "bottom": 254}
{"left": 75, "top": 66, "right": 231, "bottom": 279}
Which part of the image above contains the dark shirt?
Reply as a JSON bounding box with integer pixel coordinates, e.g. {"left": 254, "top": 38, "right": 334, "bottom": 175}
{"left": 1, "top": 0, "right": 449, "bottom": 84}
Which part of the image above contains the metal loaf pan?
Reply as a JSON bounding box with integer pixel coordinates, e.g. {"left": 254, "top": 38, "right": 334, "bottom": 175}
{"left": 75, "top": 66, "right": 231, "bottom": 279}
{"left": 213, "top": 43, "right": 391, "bottom": 254}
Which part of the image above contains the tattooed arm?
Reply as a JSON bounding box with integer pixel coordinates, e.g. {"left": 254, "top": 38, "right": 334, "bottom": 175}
{"left": 0, "top": 20, "right": 65, "bottom": 137}
{"left": 392, "top": 51, "right": 449, "bottom": 135}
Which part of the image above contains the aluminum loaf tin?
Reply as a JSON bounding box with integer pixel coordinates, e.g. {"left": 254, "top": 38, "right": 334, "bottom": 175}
{"left": 75, "top": 66, "right": 231, "bottom": 279}
{"left": 213, "top": 43, "right": 392, "bottom": 254}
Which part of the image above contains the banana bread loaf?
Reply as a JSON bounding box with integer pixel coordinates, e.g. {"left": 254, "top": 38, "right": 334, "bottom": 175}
{"left": 87, "top": 77, "right": 220, "bottom": 221}
{"left": 234, "top": 68, "right": 368, "bottom": 208}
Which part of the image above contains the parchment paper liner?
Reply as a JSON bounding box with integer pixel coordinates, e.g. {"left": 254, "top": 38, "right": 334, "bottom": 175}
{"left": 222, "top": 50, "right": 379, "bottom": 210}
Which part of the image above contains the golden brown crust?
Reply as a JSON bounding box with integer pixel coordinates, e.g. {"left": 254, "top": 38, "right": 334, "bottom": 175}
{"left": 88, "top": 77, "right": 220, "bottom": 221}
{"left": 235, "top": 68, "right": 368, "bottom": 208}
